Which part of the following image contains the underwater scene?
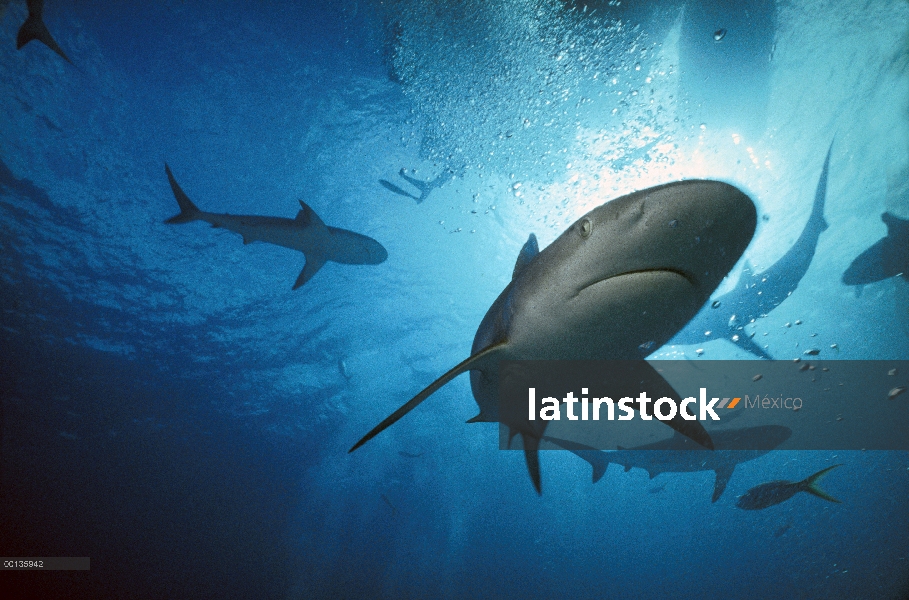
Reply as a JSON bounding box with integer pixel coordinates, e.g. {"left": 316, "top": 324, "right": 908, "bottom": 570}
{"left": 1, "top": 0, "right": 908, "bottom": 598}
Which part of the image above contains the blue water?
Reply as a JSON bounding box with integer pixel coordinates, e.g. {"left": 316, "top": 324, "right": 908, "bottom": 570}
{"left": 1, "top": 1, "right": 908, "bottom": 598}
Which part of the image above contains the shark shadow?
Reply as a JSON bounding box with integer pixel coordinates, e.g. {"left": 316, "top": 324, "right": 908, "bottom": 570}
{"left": 669, "top": 141, "right": 834, "bottom": 358}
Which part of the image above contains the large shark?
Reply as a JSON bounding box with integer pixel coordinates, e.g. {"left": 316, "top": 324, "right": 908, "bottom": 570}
{"left": 668, "top": 141, "right": 833, "bottom": 359}
{"left": 163, "top": 164, "right": 388, "bottom": 289}
{"left": 16, "top": 0, "right": 71, "bottom": 64}
{"left": 544, "top": 424, "right": 792, "bottom": 502}
{"left": 350, "top": 180, "right": 757, "bottom": 493}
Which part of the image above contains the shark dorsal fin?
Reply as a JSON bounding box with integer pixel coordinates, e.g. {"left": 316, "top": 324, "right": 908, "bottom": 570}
{"left": 512, "top": 234, "right": 539, "bottom": 280}
{"left": 296, "top": 201, "right": 327, "bottom": 230}
{"left": 882, "top": 212, "right": 909, "bottom": 235}
{"left": 349, "top": 341, "right": 508, "bottom": 453}
{"left": 742, "top": 258, "right": 754, "bottom": 277}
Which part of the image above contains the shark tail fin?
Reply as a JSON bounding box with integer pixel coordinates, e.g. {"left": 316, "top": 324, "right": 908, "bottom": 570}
{"left": 801, "top": 464, "right": 842, "bottom": 503}
{"left": 16, "top": 10, "right": 71, "bottom": 64}
{"left": 349, "top": 341, "right": 507, "bottom": 453}
{"left": 164, "top": 163, "right": 203, "bottom": 224}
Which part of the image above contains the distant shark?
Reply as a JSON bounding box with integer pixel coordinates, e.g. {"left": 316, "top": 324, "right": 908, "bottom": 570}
{"left": 16, "top": 0, "right": 71, "bottom": 64}
{"left": 164, "top": 164, "right": 388, "bottom": 289}
{"left": 842, "top": 212, "right": 909, "bottom": 288}
{"left": 544, "top": 424, "right": 792, "bottom": 502}
{"left": 379, "top": 168, "right": 454, "bottom": 203}
{"left": 669, "top": 141, "right": 833, "bottom": 359}
{"left": 350, "top": 180, "right": 757, "bottom": 493}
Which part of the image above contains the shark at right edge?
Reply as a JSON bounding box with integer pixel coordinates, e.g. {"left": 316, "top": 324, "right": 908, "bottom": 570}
{"left": 669, "top": 141, "right": 834, "bottom": 359}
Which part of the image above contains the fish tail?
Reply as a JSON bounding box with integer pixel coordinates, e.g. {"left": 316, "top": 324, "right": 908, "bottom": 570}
{"left": 17, "top": 11, "right": 72, "bottom": 64}
{"left": 164, "top": 163, "right": 202, "bottom": 224}
{"left": 801, "top": 464, "right": 842, "bottom": 503}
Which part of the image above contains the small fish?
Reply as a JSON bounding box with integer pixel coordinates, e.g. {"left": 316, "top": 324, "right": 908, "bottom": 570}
{"left": 803, "top": 348, "right": 821, "bottom": 356}
{"left": 397, "top": 450, "right": 424, "bottom": 459}
{"left": 380, "top": 493, "right": 397, "bottom": 516}
{"left": 888, "top": 387, "right": 906, "bottom": 400}
{"left": 736, "top": 464, "right": 842, "bottom": 510}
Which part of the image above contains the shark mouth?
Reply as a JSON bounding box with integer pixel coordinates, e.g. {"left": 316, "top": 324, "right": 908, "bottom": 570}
{"left": 579, "top": 268, "right": 699, "bottom": 294}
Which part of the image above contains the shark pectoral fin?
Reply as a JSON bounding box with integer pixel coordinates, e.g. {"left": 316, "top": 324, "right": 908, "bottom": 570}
{"left": 164, "top": 164, "right": 203, "bottom": 224}
{"left": 712, "top": 465, "right": 734, "bottom": 502}
{"left": 542, "top": 436, "right": 608, "bottom": 483}
{"left": 293, "top": 256, "right": 326, "bottom": 289}
{"left": 296, "top": 201, "right": 328, "bottom": 231}
{"left": 512, "top": 233, "right": 539, "bottom": 280}
{"left": 802, "top": 464, "right": 842, "bottom": 503}
{"left": 734, "top": 334, "right": 774, "bottom": 360}
{"left": 634, "top": 361, "right": 715, "bottom": 450}
{"left": 521, "top": 432, "right": 542, "bottom": 494}
{"left": 349, "top": 342, "right": 508, "bottom": 453}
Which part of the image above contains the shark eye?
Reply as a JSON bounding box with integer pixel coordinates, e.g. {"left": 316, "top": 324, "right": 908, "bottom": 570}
{"left": 579, "top": 218, "right": 592, "bottom": 238}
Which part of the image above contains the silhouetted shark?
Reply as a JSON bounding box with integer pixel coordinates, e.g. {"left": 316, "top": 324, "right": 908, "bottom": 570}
{"left": 164, "top": 164, "right": 388, "bottom": 289}
{"left": 351, "top": 180, "right": 757, "bottom": 493}
{"left": 737, "top": 464, "right": 841, "bottom": 510}
{"left": 16, "top": 0, "right": 70, "bottom": 64}
{"left": 669, "top": 141, "right": 833, "bottom": 359}
{"left": 379, "top": 168, "right": 454, "bottom": 203}
{"left": 544, "top": 424, "right": 791, "bottom": 502}
{"left": 842, "top": 212, "right": 909, "bottom": 289}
